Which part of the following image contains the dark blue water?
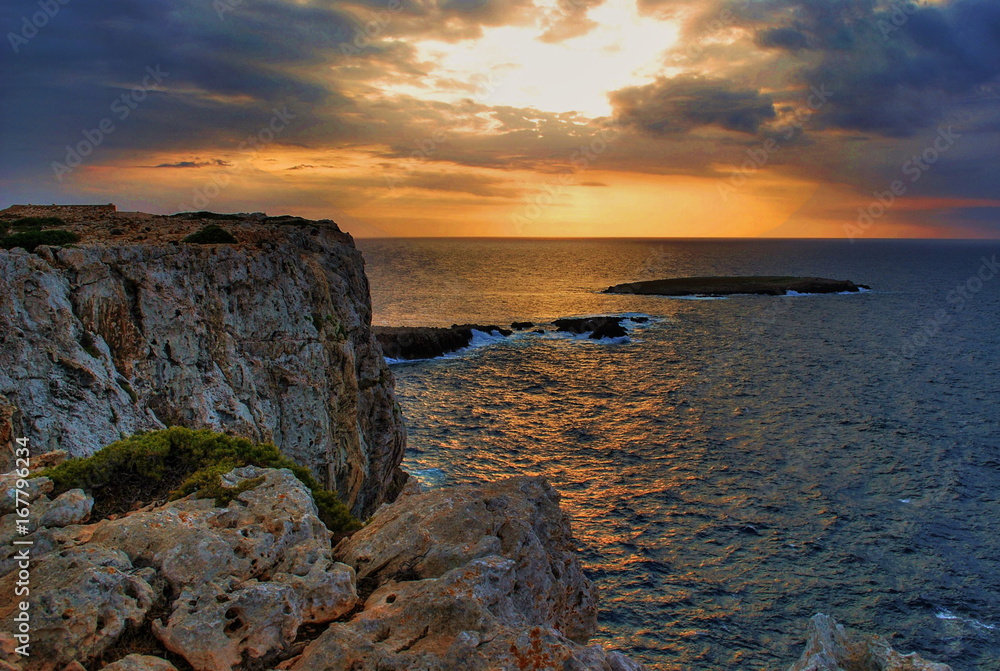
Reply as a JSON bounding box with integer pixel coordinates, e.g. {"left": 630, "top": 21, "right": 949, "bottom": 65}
{"left": 357, "top": 238, "right": 1000, "bottom": 670}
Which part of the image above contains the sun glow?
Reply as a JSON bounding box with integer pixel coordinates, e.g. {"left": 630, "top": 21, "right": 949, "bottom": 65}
{"left": 383, "top": 0, "right": 679, "bottom": 118}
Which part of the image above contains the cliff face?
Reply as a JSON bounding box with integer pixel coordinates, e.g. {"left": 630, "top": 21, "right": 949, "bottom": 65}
{"left": 0, "top": 209, "right": 406, "bottom": 517}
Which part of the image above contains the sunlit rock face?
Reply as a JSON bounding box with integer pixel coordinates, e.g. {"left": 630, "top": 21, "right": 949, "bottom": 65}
{"left": 0, "top": 208, "right": 406, "bottom": 517}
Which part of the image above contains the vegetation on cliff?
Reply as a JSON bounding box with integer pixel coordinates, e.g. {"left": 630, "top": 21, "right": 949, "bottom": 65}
{"left": 0, "top": 227, "right": 80, "bottom": 252}
{"left": 36, "top": 427, "right": 361, "bottom": 533}
{"left": 182, "top": 224, "right": 238, "bottom": 244}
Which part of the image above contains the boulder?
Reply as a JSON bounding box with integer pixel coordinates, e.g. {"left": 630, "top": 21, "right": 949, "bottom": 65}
{"left": 553, "top": 317, "right": 628, "bottom": 340}
{"left": 336, "top": 476, "right": 597, "bottom": 643}
{"left": 787, "top": 614, "right": 953, "bottom": 671}
{"left": 0, "top": 546, "right": 156, "bottom": 671}
{"left": 99, "top": 654, "right": 178, "bottom": 671}
{"left": 289, "top": 556, "right": 645, "bottom": 671}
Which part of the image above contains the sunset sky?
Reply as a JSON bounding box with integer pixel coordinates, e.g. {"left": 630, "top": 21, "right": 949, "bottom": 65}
{"left": 2, "top": 0, "right": 1000, "bottom": 237}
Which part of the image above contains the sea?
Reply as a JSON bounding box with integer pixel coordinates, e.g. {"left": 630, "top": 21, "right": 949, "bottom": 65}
{"left": 356, "top": 238, "right": 1000, "bottom": 671}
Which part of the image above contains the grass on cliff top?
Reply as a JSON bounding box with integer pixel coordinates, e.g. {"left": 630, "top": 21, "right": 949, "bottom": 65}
{"left": 182, "top": 224, "right": 238, "bottom": 244}
{"left": 0, "top": 228, "right": 80, "bottom": 252}
{"left": 35, "top": 427, "right": 362, "bottom": 533}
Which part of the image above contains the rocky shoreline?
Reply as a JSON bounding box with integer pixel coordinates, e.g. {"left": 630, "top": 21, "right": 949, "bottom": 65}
{"left": 0, "top": 207, "right": 947, "bottom": 670}
{"left": 375, "top": 316, "right": 646, "bottom": 361}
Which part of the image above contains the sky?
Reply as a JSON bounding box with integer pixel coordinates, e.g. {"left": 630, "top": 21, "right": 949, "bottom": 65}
{"left": 2, "top": 0, "right": 1000, "bottom": 238}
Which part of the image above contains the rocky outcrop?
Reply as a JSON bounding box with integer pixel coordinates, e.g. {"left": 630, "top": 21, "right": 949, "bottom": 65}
{"left": 0, "top": 466, "right": 646, "bottom": 671}
{"left": 0, "top": 466, "right": 358, "bottom": 671}
{"left": 553, "top": 316, "right": 643, "bottom": 339}
{"left": 291, "top": 476, "right": 638, "bottom": 671}
{"left": 605, "top": 275, "right": 870, "bottom": 296}
{"left": 0, "top": 208, "right": 406, "bottom": 517}
{"left": 374, "top": 324, "right": 512, "bottom": 361}
{"left": 788, "top": 614, "right": 953, "bottom": 671}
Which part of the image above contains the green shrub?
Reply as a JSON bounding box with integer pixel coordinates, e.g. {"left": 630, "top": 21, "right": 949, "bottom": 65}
{"left": 182, "top": 225, "right": 238, "bottom": 244}
{"left": 0, "top": 229, "right": 79, "bottom": 252}
{"left": 9, "top": 216, "right": 66, "bottom": 231}
{"left": 36, "top": 427, "right": 361, "bottom": 533}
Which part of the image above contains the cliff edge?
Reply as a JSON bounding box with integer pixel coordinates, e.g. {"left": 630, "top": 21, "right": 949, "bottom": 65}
{"left": 0, "top": 206, "right": 406, "bottom": 517}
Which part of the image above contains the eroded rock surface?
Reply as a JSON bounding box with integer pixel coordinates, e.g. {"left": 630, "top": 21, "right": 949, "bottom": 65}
{"left": 336, "top": 476, "right": 598, "bottom": 643}
{"left": 0, "top": 209, "right": 406, "bottom": 517}
{"left": 788, "top": 613, "right": 953, "bottom": 671}
{"left": 0, "top": 466, "right": 357, "bottom": 671}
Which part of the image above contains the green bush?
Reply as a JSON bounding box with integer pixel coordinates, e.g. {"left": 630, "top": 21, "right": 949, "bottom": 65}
{"left": 8, "top": 216, "right": 66, "bottom": 231}
{"left": 0, "top": 229, "right": 79, "bottom": 252}
{"left": 182, "top": 225, "right": 238, "bottom": 244}
{"left": 36, "top": 427, "right": 361, "bottom": 533}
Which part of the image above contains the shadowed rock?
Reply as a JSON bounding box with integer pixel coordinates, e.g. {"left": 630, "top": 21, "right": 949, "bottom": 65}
{"left": 374, "top": 324, "right": 512, "bottom": 360}
{"left": 605, "top": 275, "right": 870, "bottom": 296}
{"left": 553, "top": 316, "right": 629, "bottom": 339}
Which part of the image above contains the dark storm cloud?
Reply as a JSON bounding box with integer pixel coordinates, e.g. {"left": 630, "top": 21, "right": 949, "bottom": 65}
{"left": 733, "top": 0, "right": 1000, "bottom": 137}
{"left": 0, "top": 0, "right": 355, "bottom": 170}
{"left": 610, "top": 75, "right": 777, "bottom": 135}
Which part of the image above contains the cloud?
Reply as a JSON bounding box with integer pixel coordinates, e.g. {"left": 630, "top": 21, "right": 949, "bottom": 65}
{"left": 396, "top": 171, "right": 524, "bottom": 197}
{"left": 610, "top": 75, "right": 777, "bottom": 135}
{"left": 148, "top": 159, "right": 232, "bottom": 168}
{"left": 733, "top": 0, "right": 1000, "bottom": 137}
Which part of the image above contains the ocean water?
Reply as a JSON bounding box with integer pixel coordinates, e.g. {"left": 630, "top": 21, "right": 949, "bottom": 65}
{"left": 356, "top": 238, "right": 1000, "bottom": 670}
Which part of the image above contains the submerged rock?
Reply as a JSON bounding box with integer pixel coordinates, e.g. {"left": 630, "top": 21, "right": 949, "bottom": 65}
{"left": 605, "top": 275, "right": 870, "bottom": 296}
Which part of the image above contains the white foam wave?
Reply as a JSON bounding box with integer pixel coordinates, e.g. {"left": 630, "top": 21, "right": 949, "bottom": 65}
{"left": 936, "top": 609, "right": 997, "bottom": 631}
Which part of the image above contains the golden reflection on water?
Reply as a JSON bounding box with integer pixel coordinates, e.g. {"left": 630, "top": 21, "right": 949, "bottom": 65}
{"left": 369, "top": 238, "right": 1000, "bottom": 671}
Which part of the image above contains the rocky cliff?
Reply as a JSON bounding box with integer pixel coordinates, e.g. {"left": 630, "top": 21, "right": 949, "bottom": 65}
{"left": 0, "top": 207, "right": 406, "bottom": 517}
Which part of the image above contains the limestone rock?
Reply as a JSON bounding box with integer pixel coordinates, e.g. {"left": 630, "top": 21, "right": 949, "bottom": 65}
{"left": 153, "top": 578, "right": 302, "bottom": 671}
{"left": 86, "top": 467, "right": 357, "bottom": 670}
{"left": 0, "top": 474, "right": 52, "bottom": 515}
{"left": 292, "top": 555, "right": 643, "bottom": 671}
{"left": 314, "top": 477, "right": 642, "bottom": 671}
{"left": 0, "top": 546, "right": 155, "bottom": 671}
{"left": 337, "top": 476, "right": 598, "bottom": 643}
{"left": 38, "top": 489, "right": 93, "bottom": 527}
{"left": 0, "top": 211, "right": 406, "bottom": 517}
{"left": 788, "top": 614, "right": 953, "bottom": 671}
{"left": 99, "top": 654, "right": 178, "bottom": 671}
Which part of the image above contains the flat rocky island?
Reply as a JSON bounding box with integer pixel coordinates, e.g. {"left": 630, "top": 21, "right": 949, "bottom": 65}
{"left": 605, "top": 275, "right": 870, "bottom": 296}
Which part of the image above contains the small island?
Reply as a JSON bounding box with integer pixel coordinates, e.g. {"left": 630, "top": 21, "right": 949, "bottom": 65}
{"left": 604, "top": 275, "right": 870, "bottom": 296}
